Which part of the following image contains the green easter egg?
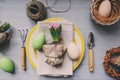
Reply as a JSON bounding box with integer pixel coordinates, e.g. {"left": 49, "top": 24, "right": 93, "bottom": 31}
{"left": 32, "top": 32, "right": 46, "bottom": 50}
{"left": 0, "top": 57, "right": 14, "bottom": 73}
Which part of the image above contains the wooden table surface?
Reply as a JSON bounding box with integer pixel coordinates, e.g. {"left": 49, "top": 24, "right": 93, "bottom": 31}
{"left": 0, "top": 0, "right": 120, "bottom": 80}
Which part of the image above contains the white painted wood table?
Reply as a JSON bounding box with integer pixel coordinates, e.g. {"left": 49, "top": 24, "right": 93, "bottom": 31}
{"left": 0, "top": 0, "right": 120, "bottom": 80}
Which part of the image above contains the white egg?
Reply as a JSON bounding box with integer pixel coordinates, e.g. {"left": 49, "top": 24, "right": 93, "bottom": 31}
{"left": 98, "top": 0, "right": 111, "bottom": 18}
{"left": 67, "top": 42, "right": 80, "bottom": 60}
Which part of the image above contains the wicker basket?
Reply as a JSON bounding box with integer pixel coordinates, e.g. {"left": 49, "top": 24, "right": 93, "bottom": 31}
{"left": 103, "top": 47, "right": 120, "bottom": 79}
{"left": 91, "top": 0, "right": 120, "bottom": 25}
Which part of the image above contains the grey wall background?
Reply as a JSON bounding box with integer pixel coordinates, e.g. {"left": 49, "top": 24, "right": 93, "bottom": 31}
{"left": 0, "top": 0, "right": 120, "bottom": 80}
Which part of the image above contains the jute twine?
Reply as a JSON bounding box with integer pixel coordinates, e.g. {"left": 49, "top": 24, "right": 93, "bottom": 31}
{"left": 91, "top": 0, "right": 120, "bottom": 25}
{"left": 26, "top": 0, "right": 46, "bottom": 21}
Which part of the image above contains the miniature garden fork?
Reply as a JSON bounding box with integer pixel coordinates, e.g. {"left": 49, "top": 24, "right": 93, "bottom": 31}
{"left": 18, "top": 29, "right": 28, "bottom": 70}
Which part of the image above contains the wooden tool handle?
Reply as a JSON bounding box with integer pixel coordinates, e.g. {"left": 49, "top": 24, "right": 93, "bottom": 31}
{"left": 21, "top": 47, "right": 26, "bottom": 70}
{"left": 89, "top": 49, "right": 94, "bottom": 72}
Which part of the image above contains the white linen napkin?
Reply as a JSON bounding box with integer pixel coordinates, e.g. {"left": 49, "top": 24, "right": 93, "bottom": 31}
{"left": 36, "top": 21, "right": 73, "bottom": 76}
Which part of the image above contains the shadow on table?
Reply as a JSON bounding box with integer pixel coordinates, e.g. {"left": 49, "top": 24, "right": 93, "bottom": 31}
{"left": 0, "top": 41, "right": 10, "bottom": 54}
{"left": 90, "top": 16, "right": 120, "bottom": 33}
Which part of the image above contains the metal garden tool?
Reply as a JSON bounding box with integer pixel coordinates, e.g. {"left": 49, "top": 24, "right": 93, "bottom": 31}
{"left": 18, "top": 29, "right": 28, "bottom": 70}
{"left": 87, "top": 32, "right": 95, "bottom": 72}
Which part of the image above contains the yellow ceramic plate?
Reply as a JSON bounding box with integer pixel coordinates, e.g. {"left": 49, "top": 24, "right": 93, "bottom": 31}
{"left": 26, "top": 18, "right": 85, "bottom": 71}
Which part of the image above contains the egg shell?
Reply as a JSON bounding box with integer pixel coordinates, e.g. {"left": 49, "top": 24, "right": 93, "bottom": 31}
{"left": 0, "top": 57, "right": 14, "bottom": 73}
{"left": 98, "top": 0, "right": 111, "bottom": 18}
{"left": 67, "top": 42, "right": 80, "bottom": 60}
{"left": 32, "top": 32, "right": 46, "bottom": 50}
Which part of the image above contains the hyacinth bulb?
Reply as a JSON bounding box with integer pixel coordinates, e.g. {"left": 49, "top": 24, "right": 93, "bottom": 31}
{"left": 49, "top": 23, "right": 62, "bottom": 43}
